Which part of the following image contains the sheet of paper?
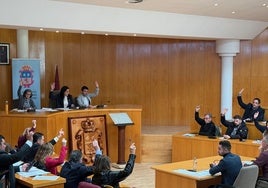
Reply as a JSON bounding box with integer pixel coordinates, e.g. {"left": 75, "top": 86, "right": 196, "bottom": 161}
{"left": 13, "top": 161, "right": 24, "bottom": 166}
{"left": 17, "top": 167, "right": 49, "bottom": 177}
{"left": 32, "top": 175, "right": 59, "bottom": 180}
{"left": 173, "top": 169, "right": 211, "bottom": 177}
{"left": 183, "top": 133, "right": 195, "bottom": 137}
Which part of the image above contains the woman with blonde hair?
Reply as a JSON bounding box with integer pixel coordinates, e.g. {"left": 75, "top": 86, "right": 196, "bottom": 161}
{"left": 34, "top": 138, "right": 67, "bottom": 175}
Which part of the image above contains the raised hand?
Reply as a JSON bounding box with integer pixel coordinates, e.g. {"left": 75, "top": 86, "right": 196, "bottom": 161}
{"left": 195, "top": 105, "right": 201, "bottom": 112}
{"left": 221, "top": 108, "right": 228, "bottom": 115}
{"left": 130, "top": 143, "right": 136, "bottom": 154}
{"left": 238, "top": 88, "right": 244, "bottom": 96}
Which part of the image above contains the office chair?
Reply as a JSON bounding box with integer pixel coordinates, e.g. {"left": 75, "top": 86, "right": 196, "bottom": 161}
{"left": 78, "top": 182, "right": 101, "bottom": 188}
{"left": 214, "top": 165, "right": 259, "bottom": 188}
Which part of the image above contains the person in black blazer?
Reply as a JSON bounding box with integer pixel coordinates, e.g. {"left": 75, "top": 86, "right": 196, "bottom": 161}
{"left": 237, "top": 88, "right": 265, "bottom": 122}
{"left": 220, "top": 108, "right": 248, "bottom": 140}
{"left": 49, "top": 83, "right": 74, "bottom": 108}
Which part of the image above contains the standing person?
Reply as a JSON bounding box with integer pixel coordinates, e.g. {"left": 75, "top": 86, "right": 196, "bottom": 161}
{"left": 77, "top": 81, "right": 100, "bottom": 108}
{"left": 194, "top": 105, "right": 216, "bottom": 136}
{"left": 237, "top": 88, "right": 265, "bottom": 122}
{"left": 92, "top": 143, "right": 136, "bottom": 188}
{"left": 209, "top": 140, "right": 242, "bottom": 187}
{"left": 50, "top": 83, "right": 74, "bottom": 108}
{"left": 33, "top": 138, "right": 67, "bottom": 175}
{"left": 60, "top": 140, "right": 102, "bottom": 188}
{"left": 220, "top": 108, "right": 248, "bottom": 140}
{"left": 17, "top": 81, "right": 36, "bottom": 110}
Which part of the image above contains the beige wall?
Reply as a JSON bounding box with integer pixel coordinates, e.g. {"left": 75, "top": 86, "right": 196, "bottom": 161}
{"left": 0, "top": 28, "right": 268, "bottom": 129}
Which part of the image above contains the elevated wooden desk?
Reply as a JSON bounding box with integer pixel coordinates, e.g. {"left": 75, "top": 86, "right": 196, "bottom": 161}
{"left": 15, "top": 174, "right": 65, "bottom": 188}
{"left": 0, "top": 105, "right": 141, "bottom": 163}
{"left": 172, "top": 133, "right": 260, "bottom": 162}
{"left": 152, "top": 155, "right": 254, "bottom": 188}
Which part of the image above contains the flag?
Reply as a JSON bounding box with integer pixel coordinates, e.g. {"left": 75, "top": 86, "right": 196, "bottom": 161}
{"left": 54, "top": 65, "right": 60, "bottom": 90}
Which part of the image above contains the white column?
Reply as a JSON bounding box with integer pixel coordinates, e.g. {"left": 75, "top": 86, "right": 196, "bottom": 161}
{"left": 216, "top": 39, "right": 240, "bottom": 120}
{"left": 16, "top": 29, "right": 29, "bottom": 58}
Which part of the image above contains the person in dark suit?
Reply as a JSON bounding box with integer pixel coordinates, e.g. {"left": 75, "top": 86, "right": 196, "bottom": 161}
{"left": 0, "top": 134, "right": 33, "bottom": 176}
{"left": 209, "top": 140, "right": 242, "bottom": 187}
{"left": 237, "top": 88, "right": 265, "bottom": 122}
{"left": 253, "top": 111, "right": 268, "bottom": 135}
{"left": 220, "top": 108, "right": 248, "bottom": 140}
{"left": 60, "top": 140, "right": 102, "bottom": 188}
{"left": 49, "top": 83, "right": 74, "bottom": 108}
{"left": 22, "top": 128, "right": 64, "bottom": 163}
{"left": 194, "top": 105, "right": 216, "bottom": 136}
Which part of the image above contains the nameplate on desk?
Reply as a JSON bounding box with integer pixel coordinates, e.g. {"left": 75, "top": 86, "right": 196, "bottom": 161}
{"left": 109, "top": 112, "right": 134, "bottom": 126}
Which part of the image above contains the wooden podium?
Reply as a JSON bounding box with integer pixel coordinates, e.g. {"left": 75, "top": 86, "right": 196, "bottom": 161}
{"left": 109, "top": 112, "right": 134, "bottom": 164}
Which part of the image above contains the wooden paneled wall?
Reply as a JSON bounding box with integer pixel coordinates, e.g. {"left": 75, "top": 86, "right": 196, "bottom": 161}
{"left": 0, "top": 28, "right": 268, "bottom": 129}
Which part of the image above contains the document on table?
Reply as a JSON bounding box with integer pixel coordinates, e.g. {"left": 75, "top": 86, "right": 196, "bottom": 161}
{"left": 173, "top": 169, "right": 211, "bottom": 177}
{"left": 17, "top": 167, "right": 48, "bottom": 177}
{"left": 182, "top": 133, "right": 196, "bottom": 137}
{"left": 32, "top": 175, "right": 59, "bottom": 180}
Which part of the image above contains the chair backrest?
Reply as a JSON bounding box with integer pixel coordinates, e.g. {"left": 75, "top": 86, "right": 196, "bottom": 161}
{"left": 78, "top": 182, "right": 101, "bottom": 188}
{"left": 233, "top": 165, "right": 258, "bottom": 188}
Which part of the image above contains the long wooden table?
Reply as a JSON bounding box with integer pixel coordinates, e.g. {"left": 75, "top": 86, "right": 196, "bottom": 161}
{"left": 0, "top": 105, "right": 141, "bottom": 163}
{"left": 15, "top": 173, "right": 66, "bottom": 188}
{"left": 152, "top": 155, "right": 254, "bottom": 188}
{"left": 172, "top": 133, "right": 260, "bottom": 162}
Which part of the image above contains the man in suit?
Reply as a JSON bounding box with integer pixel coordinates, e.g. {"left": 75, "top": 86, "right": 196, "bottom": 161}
{"left": 209, "top": 140, "right": 242, "bottom": 187}
{"left": 237, "top": 88, "right": 265, "bottom": 122}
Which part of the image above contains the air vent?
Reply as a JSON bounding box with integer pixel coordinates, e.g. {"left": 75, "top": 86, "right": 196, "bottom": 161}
{"left": 128, "top": 0, "right": 143, "bottom": 3}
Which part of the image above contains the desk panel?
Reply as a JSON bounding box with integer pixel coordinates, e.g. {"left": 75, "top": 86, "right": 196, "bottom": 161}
{"left": 172, "top": 133, "right": 260, "bottom": 162}
{"left": 0, "top": 105, "right": 141, "bottom": 163}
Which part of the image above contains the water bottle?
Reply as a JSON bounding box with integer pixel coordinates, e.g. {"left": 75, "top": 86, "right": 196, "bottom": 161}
{"left": 193, "top": 157, "right": 197, "bottom": 171}
{"left": 5, "top": 100, "right": 9, "bottom": 114}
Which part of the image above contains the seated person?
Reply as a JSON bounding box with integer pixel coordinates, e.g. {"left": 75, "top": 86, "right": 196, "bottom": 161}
{"left": 209, "top": 140, "right": 242, "bottom": 187}
{"left": 194, "top": 105, "right": 216, "bottom": 136}
{"left": 0, "top": 134, "right": 33, "bottom": 176}
{"left": 60, "top": 140, "right": 102, "bottom": 188}
{"left": 251, "top": 134, "right": 268, "bottom": 180}
{"left": 17, "top": 81, "right": 36, "bottom": 110}
{"left": 77, "top": 81, "right": 100, "bottom": 108}
{"left": 33, "top": 138, "right": 67, "bottom": 175}
{"left": 237, "top": 88, "right": 265, "bottom": 121}
{"left": 92, "top": 143, "right": 136, "bottom": 188}
{"left": 17, "top": 119, "right": 36, "bottom": 149}
{"left": 22, "top": 128, "right": 64, "bottom": 163}
{"left": 49, "top": 83, "right": 74, "bottom": 108}
{"left": 220, "top": 108, "right": 248, "bottom": 139}
{"left": 253, "top": 111, "right": 268, "bottom": 134}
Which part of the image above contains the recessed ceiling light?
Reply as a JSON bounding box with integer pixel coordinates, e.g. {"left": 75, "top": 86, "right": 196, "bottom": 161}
{"left": 40, "top": 28, "right": 43, "bottom": 31}
{"left": 133, "top": 34, "right": 137, "bottom": 36}
{"left": 81, "top": 32, "right": 85, "bottom": 35}
{"left": 56, "top": 30, "right": 59, "bottom": 33}
{"left": 214, "top": 3, "right": 218, "bottom": 6}
{"left": 105, "top": 33, "right": 108, "bottom": 36}
{"left": 231, "top": 11, "right": 236, "bottom": 14}
{"left": 262, "top": 3, "right": 266, "bottom": 7}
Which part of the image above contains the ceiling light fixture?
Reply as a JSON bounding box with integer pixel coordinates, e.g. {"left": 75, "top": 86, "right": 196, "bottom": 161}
{"left": 128, "top": 0, "right": 143, "bottom": 3}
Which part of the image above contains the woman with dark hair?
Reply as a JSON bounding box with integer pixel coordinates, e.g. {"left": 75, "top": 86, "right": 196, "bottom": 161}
{"left": 49, "top": 83, "right": 74, "bottom": 108}
{"left": 92, "top": 143, "right": 136, "bottom": 188}
{"left": 17, "top": 81, "right": 36, "bottom": 110}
